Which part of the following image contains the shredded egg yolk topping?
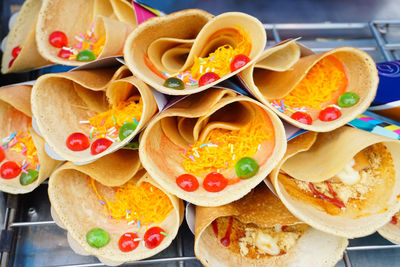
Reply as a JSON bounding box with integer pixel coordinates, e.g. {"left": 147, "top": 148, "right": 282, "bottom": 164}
{"left": 7, "top": 129, "right": 39, "bottom": 169}
{"left": 88, "top": 96, "right": 143, "bottom": 139}
{"left": 278, "top": 55, "right": 348, "bottom": 110}
{"left": 189, "top": 26, "right": 252, "bottom": 80}
{"left": 182, "top": 115, "right": 272, "bottom": 176}
{"left": 89, "top": 178, "right": 174, "bottom": 225}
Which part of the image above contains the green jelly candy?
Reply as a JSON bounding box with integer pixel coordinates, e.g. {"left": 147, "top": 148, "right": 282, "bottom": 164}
{"left": 119, "top": 122, "right": 138, "bottom": 141}
{"left": 235, "top": 157, "right": 259, "bottom": 179}
{"left": 19, "top": 169, "right": 39, "bottom": 186}
{"left": 338, "top": 92, "right": 359, "bottom": 108}
{"left": 86, "top": 228, "right": 110, "bottom": 248}
{"left": 163, "top": 77, "right": 185, "bottom": 90}
{"left": 123, "top": 141, "right": 139, "bottom": 150}
{"left": 76, "top": 50, "right": 96, "bottom": 61}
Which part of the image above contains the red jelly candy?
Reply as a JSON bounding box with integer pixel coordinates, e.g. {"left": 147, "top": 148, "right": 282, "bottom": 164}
{"left": 0, "top": 149, "right": 5, "bottom": 163}
{"left": 144, "top": 227, "right": 166, "bottom": 249}
{"left": 91, "top": 138, "right": 112, "bottom": 155}
{"left": 319, "top": 106, "right": 342, "bottom": 121}
{"left": 58, "top": 48, "right": 72, "bottom": 59}
{"left": 66, "top": 133, "right": 90, "bottom": 151}
{"left": 291, "top": 111, "right": 313, "bottom": 125}
{"left": 8, "top": 58, "right": 15, "bottom": 68}
{"left": 12, "top": 46, "right": 21, "bottom": 58}
{"left": 118, "top": 232, "right": 139, "bottom": 252}
{"left": 49, "top": 31, "right": 68, "bottom": 48}
{"left": 203, "top": 172, "right": 228, "bottom": 192}
{"left": 198, "top": 72, "right": 220, "bottom": 87}
{"left": 1, "top": 161, "right": 21, "bottom": 179}
{"left": 230, "top": 54, "right": 250, "bottom": 72}
{"left": 176, "top": 174, "right": 199, "bottom": 192}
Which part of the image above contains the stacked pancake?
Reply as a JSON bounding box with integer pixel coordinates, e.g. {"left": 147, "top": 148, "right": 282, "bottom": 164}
{"left": 1, "top": 5, "right": 398, "bottom": 266}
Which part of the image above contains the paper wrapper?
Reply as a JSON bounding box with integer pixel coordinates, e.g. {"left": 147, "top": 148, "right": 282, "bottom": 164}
{"left": 1, "top": 0, "right": 50, "bottom": 74}
{"left": 194, "top": 184, "right": 348, "bottom": 267}
{"left": 139, "top": 87, "right": 286, "bottom": 206}
{"left": 0, "top": 84, "right": 60, "bottom": 194}
{"left": 35, "top": 0, "right": 136, "bottom": 66}
{"left": 269, "top": 126, "right": 400, "bottom": 238}
{"left": 240, "top": 40, "right": 379, "bottom": 132}
{"left": 124, "top": 10, "right": 266, "bottom": 95}
{"left": 49, "top": 150, "right": 184, "bottom": 265}
{"left": 368, "top": 60, "right": 400, "bottom": 122}
{"left": 31, "top": 66, "right": 158, "bottom": 164}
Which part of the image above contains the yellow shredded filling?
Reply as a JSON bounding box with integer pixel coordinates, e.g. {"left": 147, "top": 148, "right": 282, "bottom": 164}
{"left": 88, "top": 96, "right": 143, "bottom": 139}
{"left": 9, "top": 129, "right": 39, "bottom": 168}
{"left": 90, "top": 178, "right": 174, "bottom": 225}
{"left": 182, "top": 115, "right": 272, "bottom": 176}
{"left": 278, "top": 55, "right": 348, "bottom": 109}
{"left": 188, "top": 26, "right": 252, "bottom": 81}
{"left": 69, "top": 34, "right": 106, "bottom": 61}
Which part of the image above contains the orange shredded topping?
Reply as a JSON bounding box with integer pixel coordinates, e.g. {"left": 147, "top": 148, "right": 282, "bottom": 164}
{"left": 182, "top": 115, "right": 272, "bottom": 176}
{"left": 189, "top": 26, "right": 252, "bottom": 80}
{"left": 88, "top": 96, "right": 143, "bottom": 139}
{"left": 279, "top": 55, "right": 348, "bottom": 109}
{"left": 89, "top": 178, "right": 173, "bottom": 225}
{"left": 9, "top": 129, "right": 39, "bottom": 168}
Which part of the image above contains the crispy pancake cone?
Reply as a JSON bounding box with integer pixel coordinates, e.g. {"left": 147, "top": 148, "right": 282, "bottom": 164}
{"left": 124, "top": 10, "right": 266, "bottom": 95}
{"left": 269, "top": 127, "right": 400, "bottom": 238}
{"left": 49, "top": 150, "right": 184, "bottom": 265}
{"left": 139, "top": 88, "right": 286, "bottom": 206}
{"left": 195, "top": 184, "right": 348, "bottom": 267}
{"left": 241, "top": 41, "right": 379, "bottom": 131}
{"left": 36, "top": 0, "right": 135, "bottom": 66}
{"left": 31, "top": 66, "right": 157, "bottom": 163}
{"left": 1, "top": 0, "right": 50, "bottom": 73}
{"left": 0, "top": 85, "right": 60, "bottom": 194}
{"left": 378, "top": 212, "right": 400, "bottom": 244}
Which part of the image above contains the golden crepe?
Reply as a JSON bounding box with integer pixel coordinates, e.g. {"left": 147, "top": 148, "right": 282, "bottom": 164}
{"left": 35, "top": 0, "right": 136, "bottom": 66}
{"left": 1, "top": 0, "right": 50, "bottom": 73}
{"left": 31, "top": 66, "right": 157, "bottom": 163}
{"left": 124, "top": 10, "right": 266, "bottom": 95}
{"left": 49, "top": 149, "right": 184, "bottom": 265}
{"left": 139, "top": 88, "right": 286, "bottom": 206}
{"left": 378, "top": 211, "right": 400, "bottom": 244}
{"left": 195, "top": 184, "right": 348, "bottom": 266}
{"left": 269, "top": 126, "right": 400, "bottom": 238}
{"left": 241, "top": 40, "right": 379, "bottom": 131}
{"left": 0, "top": 84, "right": 59, "bottom": 194}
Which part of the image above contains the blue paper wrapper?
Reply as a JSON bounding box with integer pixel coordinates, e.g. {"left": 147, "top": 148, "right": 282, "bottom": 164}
{"left": 368, "top": 61, "right": 400, "bottom": 122}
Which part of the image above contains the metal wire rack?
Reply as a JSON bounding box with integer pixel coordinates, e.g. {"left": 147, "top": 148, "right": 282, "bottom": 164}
{"left": 1, "top": 21, "right": 400, "bottom": 267}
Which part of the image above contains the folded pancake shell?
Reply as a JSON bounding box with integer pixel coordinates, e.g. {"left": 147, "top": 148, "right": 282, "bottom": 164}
{"left": 31, "top": 67, "right": 157, "bottom": 163}
{"left": 0, "top": 85, "right": 59, "bottom": 194}
{"left": 139, "top": 88, "right": 286, "bottom": 206}
{"left": 194, "top": 185, "right": 348, "bottom": 267}
{"left": 49, "top": 151, "right": 183, "bottom": 264}
{"left": 270, "top": 127, "right": 400, "bottom": 238}
{"left": 124, "top": 10, "right": 266, "bottom": 95}
{"left": 241, "top": 43, "right": 379, "bottom": 132}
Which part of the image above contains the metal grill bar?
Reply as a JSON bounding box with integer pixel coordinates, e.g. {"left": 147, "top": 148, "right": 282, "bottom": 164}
{"left": 51, "top": 257, "right": 198, "bottom": 267}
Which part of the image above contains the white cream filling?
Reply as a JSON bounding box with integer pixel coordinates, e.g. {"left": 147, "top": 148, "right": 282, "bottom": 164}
{"left": 336, "top": 158, "right": 360, "bottom": 185}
